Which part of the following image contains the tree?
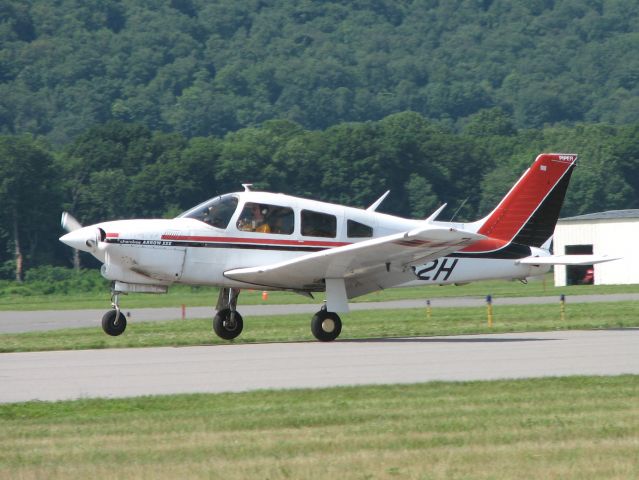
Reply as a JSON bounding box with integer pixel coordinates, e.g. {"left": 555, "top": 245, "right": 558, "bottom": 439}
{"left": 0, "top": 135, "right": 59, "bottom": 280}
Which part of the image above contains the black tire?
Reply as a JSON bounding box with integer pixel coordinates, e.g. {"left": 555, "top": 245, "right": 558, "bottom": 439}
{"left": 311, "top": 311, "right": 342, "bottom": 342}
{"left": 213, "top": 308, "right": 244, "bottom": 340}
{"left": 102, "top": 309, "right": 127, "bottom": 336}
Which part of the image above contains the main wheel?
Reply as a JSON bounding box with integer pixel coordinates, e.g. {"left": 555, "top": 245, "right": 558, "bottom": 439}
{"left": 311, "top": 311, "right": 342, "bottom": 342}
{"left": 102, "top": 309, "right": 127, "bottom": 336}
{"left": 213, "top": 308, "right": 244, "bottom": 340}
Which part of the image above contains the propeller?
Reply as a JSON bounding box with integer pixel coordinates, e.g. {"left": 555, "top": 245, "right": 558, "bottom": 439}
{"left": 61, "top": 212, "right": 82, "bottom": 232}
{"left": 59, "top": 212, "right": 105, "bottom": 252}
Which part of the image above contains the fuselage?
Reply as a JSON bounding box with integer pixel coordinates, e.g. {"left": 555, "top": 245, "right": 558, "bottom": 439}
{"left": 60, "top": 190, "right": 550, "bottom": 294}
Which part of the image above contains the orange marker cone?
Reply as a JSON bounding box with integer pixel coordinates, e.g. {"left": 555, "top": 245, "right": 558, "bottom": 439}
{"left": 262, "top": 291, "right": 268, "bottom": 301}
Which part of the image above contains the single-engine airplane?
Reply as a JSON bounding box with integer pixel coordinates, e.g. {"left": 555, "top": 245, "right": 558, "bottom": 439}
{"left": 60, "top": 153, "right": 616, "bottom": 341}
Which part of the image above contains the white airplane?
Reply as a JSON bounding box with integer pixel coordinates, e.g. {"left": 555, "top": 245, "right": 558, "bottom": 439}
{"left": 59, "top": 153, "right": 615, "bottom": 341}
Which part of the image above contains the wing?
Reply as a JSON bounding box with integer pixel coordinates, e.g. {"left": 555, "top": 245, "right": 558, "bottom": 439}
{"left": 224, "top": 226, "right": 483, "bottom": 297}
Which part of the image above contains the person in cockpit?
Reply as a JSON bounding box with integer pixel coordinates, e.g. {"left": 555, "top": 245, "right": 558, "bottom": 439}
{"left": 238, "top": 203, "right": 271, "bottom": 233}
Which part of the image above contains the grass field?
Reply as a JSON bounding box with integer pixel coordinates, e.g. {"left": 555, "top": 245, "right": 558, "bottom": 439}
{"left": 3, "top": 281, "right": 637, "bottom": 478}
{"left": 2, "top": 300, "right": 638, "bottom": 353}
{"left": 3, "top": 274, "right": 639, "bottom": 311}
{"left": 1, "top": 376, "right": 638, "bottom": 479}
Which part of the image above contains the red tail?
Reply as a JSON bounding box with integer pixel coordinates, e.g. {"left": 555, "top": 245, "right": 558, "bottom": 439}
{"left": 466, "top": 153, "right": 577, "bottom": 251}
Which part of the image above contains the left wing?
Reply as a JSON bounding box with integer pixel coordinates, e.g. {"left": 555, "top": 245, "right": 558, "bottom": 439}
{"left": 224, "top": 226, "right": 483, "bottom": 296}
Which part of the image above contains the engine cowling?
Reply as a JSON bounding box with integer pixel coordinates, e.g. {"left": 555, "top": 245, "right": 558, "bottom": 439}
{"left": 59, "top": 226, "right": 105, "bottom": 253}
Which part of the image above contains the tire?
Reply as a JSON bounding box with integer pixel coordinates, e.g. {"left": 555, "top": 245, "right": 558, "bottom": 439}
{"left": 311, "top": 311, "right": 342, "bottom": 342}
{"left": 213, "top": 308, "right": 244, "bottom": 340}
{"left": 102, "top": 309, "right": 127, "bottom": 336}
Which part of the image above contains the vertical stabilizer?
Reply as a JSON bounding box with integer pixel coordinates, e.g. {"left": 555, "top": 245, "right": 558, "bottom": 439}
{"left": 476, "top": 153, "right": 577, "bottom": 247}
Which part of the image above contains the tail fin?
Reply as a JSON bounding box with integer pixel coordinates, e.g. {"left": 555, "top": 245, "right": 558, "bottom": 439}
{"left": 476, "top": 153, "right": 577, "bottom": 247}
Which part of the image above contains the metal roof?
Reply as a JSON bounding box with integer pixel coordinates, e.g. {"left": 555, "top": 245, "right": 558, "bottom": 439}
{"left": 559, "top": 209, "right": 639, "bottom": 222}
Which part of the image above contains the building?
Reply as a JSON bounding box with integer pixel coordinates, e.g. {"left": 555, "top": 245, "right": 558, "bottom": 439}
{"left": 552, "top": 210, "right": 639, "bottom": 286}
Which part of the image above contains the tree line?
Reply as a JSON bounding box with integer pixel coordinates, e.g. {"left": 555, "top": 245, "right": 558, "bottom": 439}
{"left": 2, "top": 110, "right": 638, "bottom": 280}
{"left": 1, "top": 0, "right": 638, "bottom": 145}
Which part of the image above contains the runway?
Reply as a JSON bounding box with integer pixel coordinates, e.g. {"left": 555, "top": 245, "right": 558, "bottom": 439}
{"left": 1, "top": 328, "right": 638, "bottom": 403}
{"left": 2, "top": 292, "right": 639, "bottom": 333}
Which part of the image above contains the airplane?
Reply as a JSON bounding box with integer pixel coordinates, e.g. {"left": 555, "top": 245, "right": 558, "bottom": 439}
{"left": 59, "top": 153, "right": 617, "bottom": 342}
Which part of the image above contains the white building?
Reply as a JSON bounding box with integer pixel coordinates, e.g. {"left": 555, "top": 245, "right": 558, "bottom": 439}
{"left": 553, "top": 210, "right": 639, "bottom": 286}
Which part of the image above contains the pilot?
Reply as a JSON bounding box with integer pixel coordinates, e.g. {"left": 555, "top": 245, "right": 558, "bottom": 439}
{"left": 202, "top": 205, "right": 215, "bottom": 225}
{"left": 238, "top": 204, "right": 271, "bottom": 233}
{"left": 254, "top": 205, "right": 271, "bottom": 233}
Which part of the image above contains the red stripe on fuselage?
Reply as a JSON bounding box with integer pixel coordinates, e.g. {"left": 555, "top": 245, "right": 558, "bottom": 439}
{"left": 160, "top": 234, "right": 350, "bottom": 248}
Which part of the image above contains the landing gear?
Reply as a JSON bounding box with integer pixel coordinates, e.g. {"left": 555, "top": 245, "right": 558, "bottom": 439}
{"left": 102, "top": 291, "right": 126, "bottom": 336}
{"left": 102, "top": 309, "right": 127, "bottom": 336}
{"left": 213, "top": 308, "right": 244, "bottom": 340}
{"left": 311, "top": 308, "right": 342, "bottom": 342}
{"left": 213, "top": 287, "right": 243, "bottom": 340}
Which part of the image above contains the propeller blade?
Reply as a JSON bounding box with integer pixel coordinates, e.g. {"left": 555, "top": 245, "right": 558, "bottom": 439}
{"left": 61, "top": 212, "right": 82, "bottom": 232}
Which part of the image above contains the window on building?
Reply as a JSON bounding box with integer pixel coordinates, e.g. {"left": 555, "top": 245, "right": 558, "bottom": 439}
{"left": 565, "top": 244, "right": 594, "bottom": 285}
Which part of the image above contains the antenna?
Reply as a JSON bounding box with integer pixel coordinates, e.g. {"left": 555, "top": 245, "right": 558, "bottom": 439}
{"left": 242, "top": 183, "right": 253, "bottom": 192}
{"left": 449, "top": 197, "right": 469, "bottom": 222}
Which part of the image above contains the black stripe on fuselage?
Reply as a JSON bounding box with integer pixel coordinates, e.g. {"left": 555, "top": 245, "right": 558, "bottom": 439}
{"left": 106, "top": 238, "right": 532, "bottom": 259}
{"left": 105, "top": 238, "right": 327, "bottom": 252}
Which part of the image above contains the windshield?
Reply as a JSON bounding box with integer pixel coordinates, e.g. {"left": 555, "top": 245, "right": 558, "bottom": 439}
{"left": 178, "top": 195, "right": 239, "bottom": 229}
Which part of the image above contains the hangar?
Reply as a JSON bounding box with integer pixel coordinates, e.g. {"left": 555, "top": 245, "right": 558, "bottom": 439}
{"left": 553, "top": 210, "right": 638, "bottom": 286}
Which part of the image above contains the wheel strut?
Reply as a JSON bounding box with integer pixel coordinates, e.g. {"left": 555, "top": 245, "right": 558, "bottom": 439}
{"left": 111, "top": 291, "right": 122, "bottom": 325}
{"left": 213, "top": 287, "right": 244, "bottom": 340}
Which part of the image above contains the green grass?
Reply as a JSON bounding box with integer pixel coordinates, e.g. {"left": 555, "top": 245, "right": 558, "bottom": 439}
{"left": 1, "top": 376, "right": 638, "bottom": 479}
{"left": 2, "top": 301, "right": 638, "bottom": 353}
{"left": 3, "top": 274, "right": 639, "bottom": 311}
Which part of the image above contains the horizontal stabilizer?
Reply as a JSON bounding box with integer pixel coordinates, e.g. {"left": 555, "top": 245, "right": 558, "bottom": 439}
{"left": 517, "top": 254, "right": 621, "bottom": 266}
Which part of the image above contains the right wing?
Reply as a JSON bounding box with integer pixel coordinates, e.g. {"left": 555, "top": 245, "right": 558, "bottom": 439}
{"left": 225, "top": 225, "right": 484, "bottom": 294}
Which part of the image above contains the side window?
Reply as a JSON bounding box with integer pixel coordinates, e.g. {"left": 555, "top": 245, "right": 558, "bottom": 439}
{"left": 347, "top": 219, "right": 373, "bottom": 238}
{"left": 237, "top": 202, "right": 294, "bottom": 235}
{"left": 301, "top": 210, "right": 337, "bottom": 238}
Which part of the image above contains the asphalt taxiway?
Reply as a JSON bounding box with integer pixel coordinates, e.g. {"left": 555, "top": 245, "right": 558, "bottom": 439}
{"left": 1, "top": 328, "right": 638, "bottom": 403}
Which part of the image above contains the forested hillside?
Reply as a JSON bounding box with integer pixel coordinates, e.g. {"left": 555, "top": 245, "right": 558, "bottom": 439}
{"left": 1, "top": 0, "right": 638, "bottom": 143}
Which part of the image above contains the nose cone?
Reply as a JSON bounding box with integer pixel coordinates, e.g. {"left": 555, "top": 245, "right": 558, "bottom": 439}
{"left": 59, "top": 226, "right": 99, "bottom": 252}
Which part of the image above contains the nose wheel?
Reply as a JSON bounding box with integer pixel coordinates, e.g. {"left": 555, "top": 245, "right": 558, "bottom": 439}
{"left": 102, "top": 309, "right": 127, "bottom": 336}
{"left": 311, "top": 310, "right": 342, "bottom": 342}
{"left": 102, "top": 291, "right": 126, "bottom": 336}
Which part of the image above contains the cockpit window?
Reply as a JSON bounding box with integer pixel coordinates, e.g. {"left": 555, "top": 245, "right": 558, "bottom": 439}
{"left": 178, "top": 195, "right": 239, "bottom": 229}
{"left": 237, "top": 202, "right": 294, "bottom": 234}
